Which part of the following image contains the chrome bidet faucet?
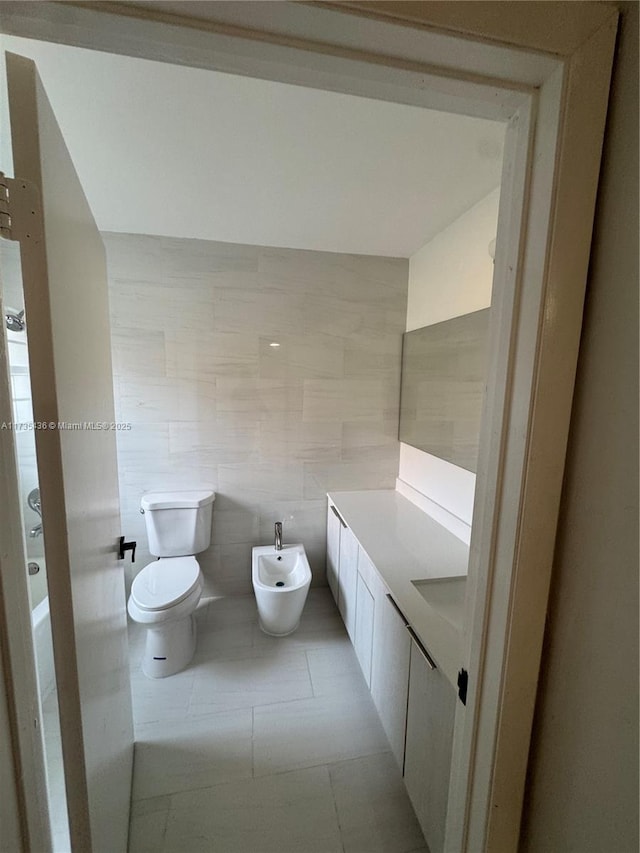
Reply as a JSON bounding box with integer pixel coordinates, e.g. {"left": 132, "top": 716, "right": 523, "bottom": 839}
{"left": 274, "top": 522, "right": 282, "bottom": 551}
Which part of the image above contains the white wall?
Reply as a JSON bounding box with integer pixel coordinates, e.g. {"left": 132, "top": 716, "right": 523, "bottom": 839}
{"left": 405, "top": 187, "right": 499, "bottom": 332}
{"left": 399, "top": 188, "right": 499, "bottom": 527}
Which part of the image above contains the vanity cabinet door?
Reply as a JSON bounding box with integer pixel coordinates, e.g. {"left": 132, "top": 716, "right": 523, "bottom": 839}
{"left": 338, "top": 524, "right": 359, "bottom": 641}
{"left": 354, "top": 573, "right": 374, "bottom": 687}
{"left": 370, "top": 589, "right": 411, "bottom": 772}
{"left": 404, "top": 638, "right": 456, "bottom": 853}
{"left": 326, "top": 503, "right": 342, "bottom": 606}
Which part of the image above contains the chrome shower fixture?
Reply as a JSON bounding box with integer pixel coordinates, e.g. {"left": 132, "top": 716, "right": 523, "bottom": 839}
{"left": 28, "top": 487, "right": 42, "bottom": 538}
{"left": 28, "top": 487, "right": 41, "bottom": 516}
{"left": 5, "top": 308, "right": 25, "bottom": 332}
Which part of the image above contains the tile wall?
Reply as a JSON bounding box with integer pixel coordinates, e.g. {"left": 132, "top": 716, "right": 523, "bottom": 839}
{"left": 104, "top": 233, "right": 408, "bottom": 594}
{"left": 0, "top": 240, "right": 46, "bottom": 605}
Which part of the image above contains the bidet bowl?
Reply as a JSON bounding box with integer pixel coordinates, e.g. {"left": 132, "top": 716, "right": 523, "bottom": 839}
{"left": 251, "top": 543, "right": 312, "bottom": 636}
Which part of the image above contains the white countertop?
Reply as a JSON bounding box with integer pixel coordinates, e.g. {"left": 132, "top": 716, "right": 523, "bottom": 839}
{"left": 328, "top": 489, "right": 469, "bottom": 689}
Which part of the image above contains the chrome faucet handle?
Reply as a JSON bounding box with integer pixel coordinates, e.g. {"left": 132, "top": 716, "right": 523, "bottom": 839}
{"left": 28, "top": 487, "right": 41, "bottom": 517}
{"left": 274, "top": 521, "right": 283, "bottom": 550}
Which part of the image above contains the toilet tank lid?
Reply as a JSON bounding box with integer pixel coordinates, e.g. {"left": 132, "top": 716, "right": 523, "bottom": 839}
{"left": 141, "top": 490, "right": 215, "bottom": 511}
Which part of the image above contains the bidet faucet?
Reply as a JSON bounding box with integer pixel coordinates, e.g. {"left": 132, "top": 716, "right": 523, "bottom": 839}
{"left": 274, "top": 522, "right": 282, "bottom": 551}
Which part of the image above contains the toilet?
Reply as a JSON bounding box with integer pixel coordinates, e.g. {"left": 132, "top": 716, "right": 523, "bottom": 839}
{"left": 127, "top": 489, "right": 214, "bottom": 678}
{"left": 252, "top": 543, "right": 312, "bottom": 636}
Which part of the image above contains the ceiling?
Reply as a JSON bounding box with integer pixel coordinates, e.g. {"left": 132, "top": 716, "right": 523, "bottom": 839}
{"left": 0, "top": 34, "right": 504, "bottom": 258}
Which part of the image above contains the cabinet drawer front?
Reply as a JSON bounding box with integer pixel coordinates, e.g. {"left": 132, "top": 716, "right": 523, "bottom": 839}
{"left": 404, "top": 639, "right": 456, "bottom": 853}
{"left": 354, "top": 573, "right": 374, "bottom": 687}
{"left": 338, "top": 525, "right": 359, "bottom": 640}
{"left": 370, "top": 591, "right": 411, "bottom": 772}
{"left": 356, "top": 548, "right": 378, "bottom": 591}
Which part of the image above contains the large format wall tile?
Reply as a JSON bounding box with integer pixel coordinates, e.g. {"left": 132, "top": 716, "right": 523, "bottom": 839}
{"left": 105, "top": 233, "right": 407, "bottom": 594}
{"left": 165, "top": 330, "right": 260, "bottom": 382}
{"left": 168, "top": 420, "right": 259, "bottom": 462}
{"left": 111, "top": 328, "right": 167, "bottom": 379}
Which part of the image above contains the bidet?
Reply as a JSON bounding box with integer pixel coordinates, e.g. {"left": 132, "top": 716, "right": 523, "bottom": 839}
{"left": 251, "top": 543, "right": 312, "bottom": 635}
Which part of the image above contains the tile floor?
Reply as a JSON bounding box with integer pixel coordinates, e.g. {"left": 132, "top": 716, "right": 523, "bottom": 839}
{"left": 128, "top": 589, "right": 427, "bottom": 853}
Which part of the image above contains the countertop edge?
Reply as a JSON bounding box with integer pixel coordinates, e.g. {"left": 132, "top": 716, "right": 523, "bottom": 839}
{"left": 328, "top": 489, "right": 467, "bottom": 690}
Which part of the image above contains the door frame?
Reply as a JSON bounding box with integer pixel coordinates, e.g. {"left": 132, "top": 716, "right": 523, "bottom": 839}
{"left": 0, "top": 2, "right": 618, "bottom": 850}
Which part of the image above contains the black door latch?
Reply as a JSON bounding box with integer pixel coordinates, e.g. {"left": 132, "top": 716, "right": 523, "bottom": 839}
{"left": 457, "top": 668, "right": 468, "bottom": 705}
{"left": 118, "top": 536, "right": 137, "bottom": 562}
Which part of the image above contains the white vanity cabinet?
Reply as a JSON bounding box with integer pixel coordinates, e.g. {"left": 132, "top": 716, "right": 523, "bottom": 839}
{"left": 404, "top": 637, "right": 456, "bottom": 853}
{"left": 325, "top": 490, "right": 466, "bottom": 853}
{"left": 370, "top": 587, "right": 412, "bottom": 772}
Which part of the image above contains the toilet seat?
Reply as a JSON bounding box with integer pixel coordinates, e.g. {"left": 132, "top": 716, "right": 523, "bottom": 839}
{"left": 131, "top": 556, "right": 200, "bottom": 611}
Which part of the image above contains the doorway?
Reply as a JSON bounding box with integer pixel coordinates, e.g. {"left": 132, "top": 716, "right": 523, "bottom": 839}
{"left": 0, "top": 4, "right": 617, "bottom": 851}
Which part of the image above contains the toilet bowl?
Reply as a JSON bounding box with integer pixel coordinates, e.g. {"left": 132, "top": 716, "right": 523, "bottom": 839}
{"left": 127, "top": 489, "right": 214, "bottom": 678}
{"left": 128, "top": 556, "right": 203, "bottom": 678}
{"left": 252, "top": 543, "right": 312, "bottom": 636}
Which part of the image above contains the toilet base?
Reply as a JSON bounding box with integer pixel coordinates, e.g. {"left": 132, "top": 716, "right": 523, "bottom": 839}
{"left": 142, "top": 614, "right": 197, "bottom": 678}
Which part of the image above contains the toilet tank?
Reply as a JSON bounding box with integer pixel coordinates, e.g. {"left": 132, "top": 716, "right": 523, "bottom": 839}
{"left": 141, "top": 490, "right": 215, "bottom": 557}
